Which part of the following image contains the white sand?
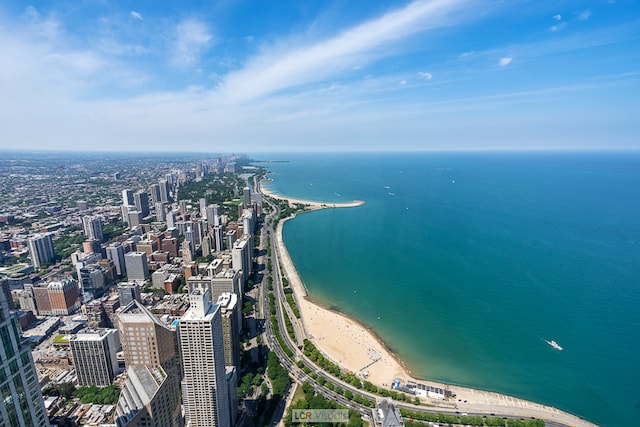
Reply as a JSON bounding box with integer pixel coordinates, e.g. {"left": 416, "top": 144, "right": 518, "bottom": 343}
{"left": 262, "top": 181, "right": 597, "bottom": 427}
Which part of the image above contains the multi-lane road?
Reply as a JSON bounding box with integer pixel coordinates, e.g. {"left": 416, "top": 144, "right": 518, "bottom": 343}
{"left": 255, "top": 186, "right": 575, "bottom": 427}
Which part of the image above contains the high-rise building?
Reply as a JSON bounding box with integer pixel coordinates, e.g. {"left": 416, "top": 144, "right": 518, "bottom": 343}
{"left": 148, "top": 184, "right": 162, "bottom": 205}
{"left": 232, "top": 236, "right": 252, "bottom": 285}
{"left": 78, "top": 264, "right": 107, "bottom": 300}
{"left": 83, "top": 239, "right": 102, "bottom": 255}
{"left": 158, "top": 180, "right": 170, "bottom": 204}
{"left": 47, "top": 278, "right": 80, "bottom": 316}
{"left": 216, "top": 292, "right": 240, "bottom": 369}
{"left": 124, "top": 252, "right": 149, "bottom": 282}
{"left": 28, "top": 233, "right": 55, "bottom": 268}
{"left": 178, "top": 289, "right": 231, "bottom": 427}
{"left": 115, "top": 301, "right": 183, "bottom": 427}
{"left": 70, "top": 329, "right": 120, "bottom": 386}
{"left": 166, "top": 211, "right": 176, "bottom": 229}
{"left": 242, "top": 187, "right": 251, "bottom": 209}
{"left": 28, "top": 284, "right": 52, "bottom": 316}
{"left": 106, "top": 243, "right": 126, "bottom": 277}
{"left": 226, "top": 367, "right": 238, "bottom": 426}
{"left": 225, "top": 229, "right": 236, "bottom": 251}
{"left": 117, "top": 282, "right": 141, "bottom": 307}
{"left": 0, "top": 290, "right": 50, "bottom": 426}
{"left": 187, "top": 270, "right": 242, "bottom": 312}
{"left": 155, "top": 202, "right": 166, "bottom": 222}
{"left": 127, "top": 210, "right": 144, "bottom": 227}
{"left": 134, "top": 191, "right": 150, "bottom": 218}
{"left": 82, "top": 216, "right": 104, "bottom": 242}
{"left": 122, "top": 189, "right": 135, "bottom": 206}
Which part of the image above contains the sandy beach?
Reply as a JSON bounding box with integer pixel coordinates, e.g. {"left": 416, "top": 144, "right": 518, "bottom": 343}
{"left": 261, "top": 181, "right": 597, "bottom": 427}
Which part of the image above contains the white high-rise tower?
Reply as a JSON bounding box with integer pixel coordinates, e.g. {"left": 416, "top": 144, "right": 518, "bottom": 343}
{"left": 178, "top": 289, "right": 231, "bottom": 427}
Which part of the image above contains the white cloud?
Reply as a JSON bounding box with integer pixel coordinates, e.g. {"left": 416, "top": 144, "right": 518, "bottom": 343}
{"left": 217, "top": 0, "right": 470, "bottom": 103}
{"left": 399, "top": 80, "right": 407, "bottom": 85}
{"left": 459, "top": 50, "right": 475, "bottom": 59}
{"left": 171, "top": 19, "right": 214, "bottom": 67}
{"left": 550, "top": 23, "right": 567, "bottom": 32}
{"left": 578, "top": 9, "right": 592, "bottom": 21}
{"left": 552, "top": 14, "right": 562, "bottom": 21}
{"left": 130, "top": 11, "right": 143, "bottom": 21}
{"left": 498, "top": 57, "right": 512, "bottom": 66}
{"left": 418, "top": 71, "right": 433, "bottom": 80}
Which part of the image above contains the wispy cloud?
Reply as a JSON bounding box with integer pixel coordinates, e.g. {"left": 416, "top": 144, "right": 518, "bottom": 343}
{"left": 130, "top": 11, "right": 143, "bottom": 21}
{"left": 418, "top": 71, "right": 433, "bottom": 80}
{"left": 171, "top": 19, "right": 214, "bottom": 67}
{"left": 550, "top": 23, "right": 567, "bottom": 32}
{"left": 498, "top": 57, "right": 512, "bottom": 66}
{"left": 216, "top": 0, "right": 470, "bottom": 103}
{"left": 577, "top": 9, "right": 592, "bottom": 21}
{"left": 552, "top": 14, "right": 562, "bottom": 21}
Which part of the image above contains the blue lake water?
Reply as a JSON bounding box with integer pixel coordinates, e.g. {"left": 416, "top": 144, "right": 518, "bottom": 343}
{"left": 258, "top": 152, "right": 640, "bottom": 427}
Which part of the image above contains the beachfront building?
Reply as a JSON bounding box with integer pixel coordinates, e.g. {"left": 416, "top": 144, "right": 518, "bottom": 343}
{"left": 178, "top": 289, "right": 231, "bottom": 427}
{"left": 216, "top": 292, "right": 241, "bottom": 369}
{"left": 0, "top": 289, "right": 50, "bottom": 426}
{"left": 187, "top": 269, "right": 242, "bottom": 304}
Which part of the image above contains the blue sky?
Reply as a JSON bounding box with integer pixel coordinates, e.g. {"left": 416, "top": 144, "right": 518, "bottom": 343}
{"left": 0, "top": 0, "right": 638, "bottom": 152}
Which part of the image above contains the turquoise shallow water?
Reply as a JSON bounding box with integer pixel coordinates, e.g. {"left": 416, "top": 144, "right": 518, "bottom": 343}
{"left": 258, "top": 152, "right": 640, "bottom": 427}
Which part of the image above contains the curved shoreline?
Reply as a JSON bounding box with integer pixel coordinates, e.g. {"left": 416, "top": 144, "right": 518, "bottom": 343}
{"left": 260, "top": 181, "right": 597, "bottom": 427}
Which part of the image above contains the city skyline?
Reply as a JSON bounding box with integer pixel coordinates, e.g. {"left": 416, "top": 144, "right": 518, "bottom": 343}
{"left": 0, "top": 0, "right": 639, "bottom": 152}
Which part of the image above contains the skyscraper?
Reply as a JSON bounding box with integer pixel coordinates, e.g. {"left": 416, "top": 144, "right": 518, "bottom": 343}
{"left": 124, "top": 252, "right": 149, "bottom": 282}
{"left": 178, "top": 289, "right": 231, "bottom": 427}
{"left": 122, "top": 189, "right": 135, "bottom": 206}
{"left": 134, "top": 191, "right": 150, "bottom": 218}
{"left": 158, "top": 180, "right": 170, "bottom": 203}
{"left": 82, "top": 216, "right": 104, "bottom": 242}
{"left": 242, "top": 186, "right": 251, "bottom": 209}
{"left": 216, "top": 292, "right": 241, "bottom": 369}
{"left": 28, "top": 233, "right": 55, "bottom": 268}
{"left": 106, "top": 242, "right": 127, "bottom": 277}
{"left": 117, "top": 283, "right": 141, "bottom": 307}
{"left": 148, "top": 184, "right": 162, "bottom": 205}
{"left": 0, "top": 290, "right": 50, "bottom": 426}
{"left": 70, "top": 329, "right": 120, "bottom": 386}
{"left": 115, "top": 301, "right": 183, "bottom": 427}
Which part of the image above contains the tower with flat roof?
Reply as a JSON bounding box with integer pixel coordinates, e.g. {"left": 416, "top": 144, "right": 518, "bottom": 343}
{"left": 115, "top": 301, "right": 183, "bottom": 427}
{"left": 70, "top": 329, "right": 120, "bottom": 386}
{"left": 28, "top": 233, "right": 55, "bottom": 268}
{"left": 178, "top": 289, "right": 231, "bottom": 427}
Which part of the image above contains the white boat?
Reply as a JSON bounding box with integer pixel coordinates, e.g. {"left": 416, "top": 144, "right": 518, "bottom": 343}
{"left": 546, "top": 340, "right": 563, "bottom": 351}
